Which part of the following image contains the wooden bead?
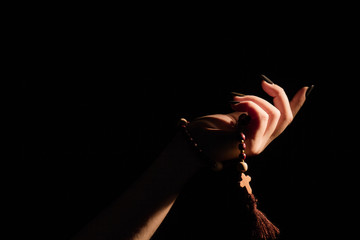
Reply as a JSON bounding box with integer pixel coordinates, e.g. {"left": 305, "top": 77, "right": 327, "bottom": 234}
{"left": 239, "top": 132, "right": 246, "bottom": 141}
{"left": 238, "top": 142, "right": 246, "bottom": 150}
{"left": 239, "top": 152, "right": 246, "bottom": 160}
{"left": 237, "top": 161, "right": 248, "bottom": 172}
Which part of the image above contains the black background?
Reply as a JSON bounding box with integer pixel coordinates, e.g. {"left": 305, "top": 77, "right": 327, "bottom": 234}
{"left": 20, "top": 8, "right": 356, "bottom": 240}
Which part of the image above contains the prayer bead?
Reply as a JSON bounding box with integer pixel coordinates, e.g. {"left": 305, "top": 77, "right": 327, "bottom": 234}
{"left": 239, "top": 132, "right": 246, "bottom": 141}
{"left": 237, "top": 161, "right": 248, "bottom": 172}
{"left": 238, "top": 142, "right": 246, "bottom": 150}
{"left": 239, "top": 152, "right": 246, "bottom": 160}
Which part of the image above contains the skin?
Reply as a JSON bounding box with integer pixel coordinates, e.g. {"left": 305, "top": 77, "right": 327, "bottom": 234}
{"left": 72, "top": 80, "right": 310, "bottom": 240}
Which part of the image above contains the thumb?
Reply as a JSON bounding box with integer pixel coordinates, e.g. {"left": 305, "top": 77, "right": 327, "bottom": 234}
{"left": 290, "top": 86, "right": 311, "bottom": 116}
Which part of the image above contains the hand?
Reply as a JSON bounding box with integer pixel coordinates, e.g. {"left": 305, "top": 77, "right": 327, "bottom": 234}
{"left": 187, "top": 80, "right": 311, "bottom": 162}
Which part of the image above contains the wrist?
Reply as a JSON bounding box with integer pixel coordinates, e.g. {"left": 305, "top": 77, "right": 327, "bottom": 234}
{"left": 158, "top": 131, "right": 206, "bottom": 176}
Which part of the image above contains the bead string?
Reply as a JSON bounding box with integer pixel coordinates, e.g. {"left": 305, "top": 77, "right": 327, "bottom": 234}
{"left": 178, "top": 117, "right": 249, "bottom": 173}
{"left": 180, "top": 115, "right": 279, "bottom": 238}
{"left": 178, "top": 118, "right": 220, "bottom": 171}
{"left": 237, "top": 131, "right": 248, "bottom": 172}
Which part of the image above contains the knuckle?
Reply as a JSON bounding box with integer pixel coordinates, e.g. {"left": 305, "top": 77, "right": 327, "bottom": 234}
{"left": 282, "top": 112, "right": 294, "bottom": 124}
{"left": 270, "top": 108, "right": 281, "bottom": 120}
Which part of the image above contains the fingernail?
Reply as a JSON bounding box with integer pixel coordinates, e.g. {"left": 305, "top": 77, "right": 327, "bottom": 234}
{"left": 260, "top": 74, "right": 274, "bottom": 84}
{"left": 231, "top": 92, "right": 246, "bottom": 97}
{"left": 306, "top": 85, "right": 315, "bottom": 98}
{"left": 229, "top": 100, "right": 240, "bottom": 104}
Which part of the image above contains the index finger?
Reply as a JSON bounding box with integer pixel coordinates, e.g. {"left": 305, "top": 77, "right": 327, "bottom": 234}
{"left": 261, "top": 80, "right": 294, "bottom": 124}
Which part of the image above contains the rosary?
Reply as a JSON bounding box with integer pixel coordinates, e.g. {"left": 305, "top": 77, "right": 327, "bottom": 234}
{"left": 179, "top": 114, "right": 280, "bottom": 240}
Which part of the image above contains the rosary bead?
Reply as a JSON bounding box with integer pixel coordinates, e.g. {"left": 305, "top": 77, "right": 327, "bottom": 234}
{"left": 237, "top": 161, "right": 248, "bottom": 172}
{"left": 179, "top": 118, "right": 189, "bottom": 125}
{"left": 239, "top": 152, "right": 246, "bottom": 160}
{"left": 238, "top": 142, "right": 246, "bottom": 150}
{"left": 239, "top": 132, "right": 246, "bottom": 141}
{"left": 179, "top": 118, "right": 223, "bottom": 172}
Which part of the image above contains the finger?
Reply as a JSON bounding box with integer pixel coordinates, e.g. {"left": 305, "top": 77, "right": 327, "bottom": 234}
{"left": 261, "top": 80, "right": 293, "bottom": 124}
{"left": 233, "top": 95, "right": 280, "bottom": 139}
{"left": 290, "top": 86, "right": 308, "bottom": 116}
{"left": 231, "top": 101, "right": 268, "bottom": 154}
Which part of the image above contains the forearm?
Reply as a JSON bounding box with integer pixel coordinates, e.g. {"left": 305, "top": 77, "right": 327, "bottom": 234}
{"left": 72, "top": 132, "right": 203, "bottom": 240}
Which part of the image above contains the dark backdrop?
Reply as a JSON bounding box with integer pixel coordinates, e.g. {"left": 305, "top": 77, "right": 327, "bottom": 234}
{"left": 21, "top": 18, "right": 353, "bottom": 239}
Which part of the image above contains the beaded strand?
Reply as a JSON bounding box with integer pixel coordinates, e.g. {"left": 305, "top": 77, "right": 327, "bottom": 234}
{"left": 178, "top": 118, "right": 223, "bottom": 171}
{"left": 237, "top": 131, "right": 248, "bottom": 172}
{"left": 178, "top": 117, "right": 249, "bottom": 173}
{"left": 179, "top": 115, "right": 279, "bottom": 239}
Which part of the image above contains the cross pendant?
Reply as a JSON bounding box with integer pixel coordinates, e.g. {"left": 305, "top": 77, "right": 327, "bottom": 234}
{"left": 239, "top": 173, "right": 252, "bottom": 194}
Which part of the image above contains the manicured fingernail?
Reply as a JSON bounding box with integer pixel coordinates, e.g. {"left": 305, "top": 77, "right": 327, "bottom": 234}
{"left": 260, "top": 74, "right": 274, "bottom": 84}
{"left": 229, "top": 100, "right": 240, "bottom": 104}
{"left": 231, "top": 92, "right": 246, "bottom": 97}
{"left": 306, "top": 85, "right": 315, "bottom": 98}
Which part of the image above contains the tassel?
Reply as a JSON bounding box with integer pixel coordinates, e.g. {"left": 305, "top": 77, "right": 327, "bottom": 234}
{"left": 234, "top": 171, "right": 280, "bottom": 240}
{"left": 235, "top": 114, "right": 280, "bottom": 239}
{"left": 245, "top": 193, "right": 280, "bottom": 240}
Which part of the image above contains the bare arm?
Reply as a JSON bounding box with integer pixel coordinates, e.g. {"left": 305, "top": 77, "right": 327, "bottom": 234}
{"left": 72, "top": 132, "right": 203, "bottom": 240}
{"left": 72, "top": 78, "right": 311, "bottom": 240}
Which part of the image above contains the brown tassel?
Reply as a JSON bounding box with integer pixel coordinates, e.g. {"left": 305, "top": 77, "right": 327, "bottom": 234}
{"left": 246, "top": 193, "right": 280, "bottom": 240}
{"left": 235, "top": 113, "right": 280, "bottom": 239}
